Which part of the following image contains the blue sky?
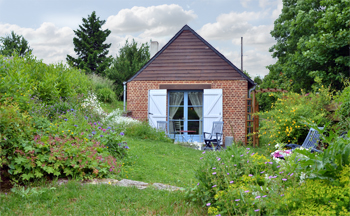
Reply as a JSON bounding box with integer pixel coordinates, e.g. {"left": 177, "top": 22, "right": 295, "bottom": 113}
{"left": 0, "top": 0, "right": 283, "bottom": 78}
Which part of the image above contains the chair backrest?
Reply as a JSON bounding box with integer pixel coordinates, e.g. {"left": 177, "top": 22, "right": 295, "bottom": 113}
{"left": 157, "top": 121, "right": 168, "bottom": 133}
{"left": 211, "top": 121, "right": 224, "bottom": 136}
{"left": 174, "top": 121, "right": 182, "bottom": 132}
{"left": 301, "top": 127, "right": 323, "bottom": 149}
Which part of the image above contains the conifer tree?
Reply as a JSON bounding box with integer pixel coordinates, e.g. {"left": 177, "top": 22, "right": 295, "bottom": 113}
{"left": 0, "top": 31, "right": 32, "bottom": 57}
{"left": 67, "top": 11, "right": 112, "bottom": 74}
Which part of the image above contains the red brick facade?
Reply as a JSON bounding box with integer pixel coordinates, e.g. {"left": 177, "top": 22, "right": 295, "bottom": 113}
{"left": 127, "top": 80, "right": 248, "bottom": 143}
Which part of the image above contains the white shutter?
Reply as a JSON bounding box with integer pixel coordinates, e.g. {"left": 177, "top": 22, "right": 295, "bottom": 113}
{"left": 203, "top": 89, "right": 223, "bottom": 133}
{"left": 148, "top": 89, "right": 167, "bottom": 128}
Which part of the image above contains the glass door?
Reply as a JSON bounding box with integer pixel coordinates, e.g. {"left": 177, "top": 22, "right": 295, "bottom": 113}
{"left": 169, "top": 91, "right": 203, "bottom": 142}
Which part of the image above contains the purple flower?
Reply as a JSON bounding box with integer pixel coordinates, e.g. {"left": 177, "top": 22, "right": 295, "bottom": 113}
{"left": 235, "top": 199, "right": 240, "bottom": 201}
{"left": 277, "top": 165, "right": 281, "bottom": 168}
{"left": 124, "top": 146, "right": 129, "bottom": 149}
{"left": 197, "top": 183, "right": 199, "bottom": 186}
{"left": 281, "top": 194, "right": 284, "bottom": 197}
{"left": 74, "top": 125, "right": 77, "bottom": 127}
{"left": 227, "top": 173, "right": 229, "bottom": 175}
{"left": 251, "top": 153, "right": 255, "bottom": 156}
{"left": 206, "top": 203, "right": 211, "bottom": 206}
{"left": 4, "top": 138, "right": 6, "bottom": 140}
{"left": 297, "top": 159, "right": 301, "bottom": 161}
{"left": 200, "top": 157, "right": 203, "bottom": 159}
{"left": 202, "top": 151, "right": 206, "bottom": 154}
{"left": 231, "top": 155, "right": 234, "bottom": 157}
{"left": 268, "top": 144, "right": 270, "bottom": 145}
{"left": 260, "top": 171, "right": 265, "bottom": 174}
{"left": 217, "top": 158, "right": 221, "bottom": 161}
{"left": 212, "top": 172, "right": 217, "bottom": 175}
{"left": 290, "top": 173, "right": 294, "bottom": 176}
{"left": 109, "top": 168, "right": 113, "bottom": 171}
{"left": 5, "top": 193, "right": 7, "bottom": 195}
{"left": 249, "top": 174, "right": 253, "bottom": 177}
{"left": 247, "top": 160, "right": 249, "bottom": 163}
{"left": 282, "top": 178, "right": 287, "bottom": 181}
{"left": 254, "top": 209, "right": 260, "bottom": 212}
{"left": 262, "top": 195, "right": 267, "bottom": 198}
{"left": 212, "top": 167, "right": 216, "bottom": 169}
{"left": 107, "top": 126, "right": 111, "bottom": 129}
{"left": 246, "top": 151, "right": 249, "bottom": 154}
{"left": 212, "top": 185, "right": 217, "bottom": 188}
{"left": 240, "top": 154, "right": 244, "bottom": 157}
{"left": 98, "top": 127, "right": 101, "bottom": 129}
{"left": 244, "top": 190, "right": 249, "bottom": 193}
{"left": 234, "top": 164, "right": 237, "bottom": 166}
{"left": 64, "top": 119, "right": 68, "bottom": 121}
{"left": 94, "top": 122, "right": 97, "bottom": 125}
{"left": 230, "top": 181, "right": 234, "bottom": 184}
{"left": 100, "top": 135, "right": 103, "bottom": 137}
{"left": 120, "top": 132, "right": 124, "bottom": 136}
{"left": 71, "top": 109, "right": 74, "bottom": 111}
{"left": 269, "top": 162, "right": 273, "bottom": 164}
{"left": 247, "top": 148, "right": 250, "bottom": 150}
{"left": 279, "top": 171, "right": 283, "bottom": 174}
{"left": 256, "top": 196, "right": 261, "bottom": 199}
{"left": 265, "top": 162, "right": 268, "bottom": 164}
{"left": 100, "top": 159, "right": 103, "bottom": 161}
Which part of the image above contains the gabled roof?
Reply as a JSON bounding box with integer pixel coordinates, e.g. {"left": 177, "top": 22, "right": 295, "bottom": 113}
{"left": 127, "top": 24, "right": 255, "bottom": 89}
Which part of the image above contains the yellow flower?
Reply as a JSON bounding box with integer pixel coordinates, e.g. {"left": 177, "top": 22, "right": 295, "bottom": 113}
{"left": 108, "top": 181, "right": 111, "bottom": 185}
{"left": 62, "top": 131, "right": 64, "bottom": 133}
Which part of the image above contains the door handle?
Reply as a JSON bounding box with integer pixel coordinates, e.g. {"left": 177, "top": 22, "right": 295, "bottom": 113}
{"left": 148, "top": 113, "right": 153, "bottom": 115}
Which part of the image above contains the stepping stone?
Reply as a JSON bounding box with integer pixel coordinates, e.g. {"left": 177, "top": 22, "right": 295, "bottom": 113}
{"left": 152, "top": 183, "right": 185, "bottom": 191}
{"left": 85, "top": 178, "right": 119, "bottom": 185}
{"left": 115, "top": 179, "right": 149, "bottom": 190}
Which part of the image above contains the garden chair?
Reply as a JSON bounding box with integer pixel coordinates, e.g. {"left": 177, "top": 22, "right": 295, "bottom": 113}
{"left": 157, "top": 121, "right": 168, "bottom": 134}
{"left": 172, "top": 120, "right": 183, "bottom": 141}
{"left": 284, "top": 127, "right": 323, "bottom": 153}
{"left": 203, "top": 121, "right": 224, "bottom": 151}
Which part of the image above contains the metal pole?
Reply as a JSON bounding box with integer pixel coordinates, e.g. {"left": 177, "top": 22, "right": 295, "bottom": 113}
{"left": 123, "top": 81, "right": 126, "bottom": 112}
{"left": 241, "top": 37, "right": 243, "bottom": 72}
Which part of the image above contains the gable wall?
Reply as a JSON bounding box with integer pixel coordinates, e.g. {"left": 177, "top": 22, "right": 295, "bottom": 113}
{"left": 127, "top": 80, "right": 248, "bottom": 144}
{"left": 133, "top": 30, "right": 245, "bottom": 81}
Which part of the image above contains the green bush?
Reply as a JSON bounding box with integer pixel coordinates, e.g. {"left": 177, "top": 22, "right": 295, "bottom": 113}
{"left": 88, "top": 74, "right": 116, "bottom": 103}
{"left": 257, "top": 84, "right": 332, "bottom": 145}
{"left": 334, "top": 81, "right": 350, "bottom": 131}
{"left": 188, "top": 142, "right": 350, "bottom": 215}
{"left": 124, "top": 121, "right": 172, "bottom": 142}
{"left": 0, "top": 54, "right": 91, "bottom": 107}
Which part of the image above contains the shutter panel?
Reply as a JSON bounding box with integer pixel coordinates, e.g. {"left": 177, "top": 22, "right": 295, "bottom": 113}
{"left": 148, "top": 89, "right": 167, "bottom": 128}
{"left": 203, "top": 89, "right": 223, "bottom": 133}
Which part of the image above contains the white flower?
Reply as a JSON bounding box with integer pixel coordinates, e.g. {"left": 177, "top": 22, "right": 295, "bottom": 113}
{"left": 104, "top": 109, "right": 139, "bottom": 125}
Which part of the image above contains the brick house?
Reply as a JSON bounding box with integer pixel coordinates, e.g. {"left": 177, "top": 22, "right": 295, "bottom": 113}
{"left": 126, "top": 25, "right": 255, "bottom": 144}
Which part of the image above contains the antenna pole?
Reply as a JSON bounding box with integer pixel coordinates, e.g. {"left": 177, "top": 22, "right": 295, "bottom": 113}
{"left": 241, "top": 37, "right": 243, "bottom": 72}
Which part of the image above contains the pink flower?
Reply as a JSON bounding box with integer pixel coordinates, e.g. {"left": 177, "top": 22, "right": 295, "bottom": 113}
{"left": 206, "top": 203, "right": 211, "bottom": 206}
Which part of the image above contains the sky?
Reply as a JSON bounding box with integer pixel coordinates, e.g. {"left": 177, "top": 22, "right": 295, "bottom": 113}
{"left": 0, "top": 0, "right": 283, "bottom": 78}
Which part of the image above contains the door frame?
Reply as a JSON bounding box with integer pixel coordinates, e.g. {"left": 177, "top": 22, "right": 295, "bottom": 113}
{"left": 168, "top": 90, "right": 203, "bottom": 142}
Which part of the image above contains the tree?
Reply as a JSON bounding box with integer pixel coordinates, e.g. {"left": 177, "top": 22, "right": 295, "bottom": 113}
{"left": 105, "top": 39, "right": 150, "bottom": 99}
{"left": 267, "top": 0, "right": 350, "bottom": 93}
{"left": 0, "top": 31, "right": 32, "bottom": 57}
{"left": 66, "top": 11, "right": 112, "bottom": 75}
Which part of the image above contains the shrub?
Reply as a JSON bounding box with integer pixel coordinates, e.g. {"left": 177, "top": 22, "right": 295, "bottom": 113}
{"left": 257, "top": 84, "right": 332, "bottom": 145}
{"left": 124, "top": 121, "right": 172, "bottom": 142}
{"left": 0, "top": 54, "right": 91, "bottom": 107}
{"left": 88, "top": 74, "right": 116, "bottom": 103}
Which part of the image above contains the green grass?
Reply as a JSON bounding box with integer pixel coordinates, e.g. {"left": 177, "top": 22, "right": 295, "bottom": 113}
{"left": 101, "top": 100, "right": 125, "bottom": 114}
{"left": 119, "top": 137, "right": 203, "bottom": 188}
{"left": 0, "top": 181, "right": 206, "bottom": 215}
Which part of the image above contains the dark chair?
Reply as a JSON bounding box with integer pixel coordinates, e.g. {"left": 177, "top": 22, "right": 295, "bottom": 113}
{"left": 203, "top": 121, "right": 224, "bottom": 151}
{"left": 285, "top": 127, "right": 323, "bottom": 153}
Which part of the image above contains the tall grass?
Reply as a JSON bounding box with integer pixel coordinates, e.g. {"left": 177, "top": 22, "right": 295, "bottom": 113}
{"left": 88, "top": 73, "right": 117, "bottom": 103}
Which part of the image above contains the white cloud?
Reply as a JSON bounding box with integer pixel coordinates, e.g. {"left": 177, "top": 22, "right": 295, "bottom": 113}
{"left": 197, "top": 11, "right": 263, "bottom": 40}
{"left": 240, "top": 0, "right": 252, "bottom": 8}
{"left": 104, "top": 4, "right": 197, "bottom": 37}
{"left": 0, "top": 22, "right": 74, "bottom": 64}
{"left": 271, "top": 0, "right": 283, "bottom": 20}
{"left": 232, "top": 24, "right": 276, "bottom": 52}
{"left": 218, "top": 48, "right": 276, "bottom": 78}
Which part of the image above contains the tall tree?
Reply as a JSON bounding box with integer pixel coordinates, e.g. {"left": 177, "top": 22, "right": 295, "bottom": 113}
{"left": 0, "top": 31, "right": 32, "bottom": 57}
{"left": 67, "top": 11, "right": 112, "bottom": 75}
{"left": 266, "top": 0, "right": 350, "bottom": 93}
{"left": 105, "top": 39, "right": 150, "bottom": 99}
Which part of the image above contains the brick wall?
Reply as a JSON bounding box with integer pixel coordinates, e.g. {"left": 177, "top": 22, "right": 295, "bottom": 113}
{"left": 127, "top": 80, "right": 248, "bottom": 144}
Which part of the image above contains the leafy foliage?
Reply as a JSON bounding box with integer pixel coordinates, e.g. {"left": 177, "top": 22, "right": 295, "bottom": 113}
{"left": 257, "top": 84, "right": 332, "bottom": 145}
{"left": 88, "top": 74, "right": 116, "bottom": 103}
{"left": 0, "top": 31, "right": 32, "bottom": 57}
{"left": 66, "top": 11, "right": 112, "bottom": 75}
{"left": 0, "top": 54, "right": 91, "bottom": 107}
{"left": 267, "top": 0, "right": 350, "bottom": 94}
{"left": 105, "top": 39, "right": 150, "bottom": 99}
